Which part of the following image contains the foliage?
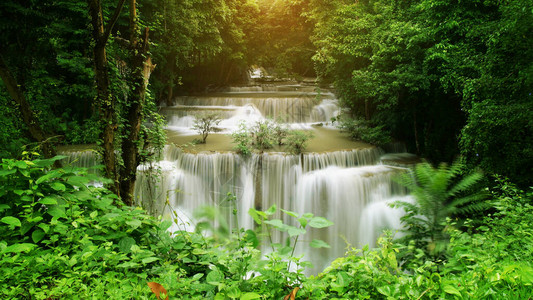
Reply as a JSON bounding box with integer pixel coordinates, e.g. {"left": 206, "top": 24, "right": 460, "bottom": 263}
{"left": 285, "top": 130, "right": 314, "bottom": 155}
{"left": 310, "top": 0, "right": 533, "bottom": 184}
{"left": 0, "top": 0, "right": 95, "bottom": 151}
{"left": 337, "top": 116, "right": 391, "bottom": 147}
{"left": 0, "top": 157, "right": 531, "bottom": 298}
{"left": 393, "top": 161, "right": 489, "bottom": 264}
{"left": 230, "top": 120, "right": 314, "bottom": 155}
{"left": 231, "top": 121, "right": 253, "bottom": 156}
{"left": 192, "top": 112, "right": 222, "bottom": 144}
{"left": 250, "top": 0, "right": 316, "bottom": 78}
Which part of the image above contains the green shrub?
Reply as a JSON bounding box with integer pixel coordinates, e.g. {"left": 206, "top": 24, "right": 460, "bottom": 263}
{"left": 285, "top": 130, "right": 314, "bottom": 154}
{"left": 230, "top": 120, "right": 314, "bottom": 155}
{"left": 231, "top": 121, "right": 253, "bottom": 156}
{"left": 338, "top": 117, "right": 391, "bottom": 146}
{"left": 1, "top": 156, "right": 530, "bottom": 299}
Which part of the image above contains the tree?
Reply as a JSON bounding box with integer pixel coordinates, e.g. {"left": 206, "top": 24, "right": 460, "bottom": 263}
{"left": 0, "top": 55, "right": 57, "bottom": 160}
{"left": 87, "top": 0, "right": 126, "bottom": 194}
{"left": 117, "top": 0, "right": 157, "bottom": 205}
{"left": 192, "top": 113, "right": 221, "bottom": 144}
{"left": 87, "top": 0, "right": 158, "bottom": 205}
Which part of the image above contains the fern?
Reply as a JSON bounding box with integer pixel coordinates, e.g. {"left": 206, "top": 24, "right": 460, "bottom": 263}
{"left": 394, "top": 160, "right": 489, "bottom": 260}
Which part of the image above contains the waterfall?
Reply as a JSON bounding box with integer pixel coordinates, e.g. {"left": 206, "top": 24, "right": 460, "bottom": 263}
{"left": 293, "top": 166, "right": 407, "bottom": 272}
{"left": 59, "top": 84, "right": 415, "bottom": 273}
{"left": 58, "top": 149, "right": 100, "bottom": 174}
{"left": 171, "top": 94, "right": 338, "bottom": 124}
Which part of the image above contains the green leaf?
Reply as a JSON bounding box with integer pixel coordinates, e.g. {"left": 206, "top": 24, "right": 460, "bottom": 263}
{"left": 117, "top": 261, "right": 139, "bottom": 268}
{"left": 279, "top": 246, "right": 292, "bottom": 256}
{"left": 192, "top": 273, "right": 204, "bottom": 281}
{"left": 0, "top": 169, "right": 16, "bottom": 177}
{"left": 206, "top": 270, "right": 224, "bottom": 285}
{"left": 126, "top": 219, "right": 142, "bottom": 229}
{"left": 265, "top": 205, "right": 276, "bottom": 215}
{"left": 33, "top": 156, "right": 68, "bottom": 167}
{"left": 4, "top": 243, "right": 36, "bottom": 253}
{"left": 443, "top": 284, "right": 461, "bottom": 296}
{"left": 377, "top": 285, "right": 392, "bottom": 297}
{"left": 1, "top": 216, "right": 21, "bottom": 227}
{"left": 248, "top": 208, "right": 262, "bottom": 224}
{"left": 39, "top": 197, "right": 58, "bottom": 205}
{"left": 141, "top": 257, "right": 160, "bottom": 264}
{"left": 118, "top": 237, "right": 136, "bottom": 253}
{"left": 240, "top": 292, "right": 261, "bottom": 300}
{"left": 264, "top": 219, "right": 285, "bottom": 230}
{"left": 281, "top": 209, "right": 298, "bottom": 218}
{"left": 47, "top": 206, "right": 66, "bottom": 218}
{"left": 36, "top": 170, "right": 62, "bottom": 184}
{"left": 297, "top": 217, "right": 308, "bottom": 228}
{"left": 310, "top": 239, "right": 330, "bottom": 248}
{"left": 302, "top": 213, "right": 314, "bottom": 219}
{"left": 51, "top": 182, "right": 66, "bottom": 192}
{"left": 308, "top": 217, "right": 334, "bottom": 228}
{"left": 15, "top": 161, "right": 28, "bottom": 169}
{"left": 32, "top": 229, "right": 46, "bottom": 243}
{"left": 38, "top": 223, "right": 50, "bottom": 233}
{"left": 287, "top": 226, "right": 306, "bottom": 237}
{"left": 66, "top": 175, "right": 90, "bottom": 186}
{"left": 0, "top": 204, "right": 10, "bottom": 212}
{"left": 226, "top": 286, "right": 241, "bottom": 299}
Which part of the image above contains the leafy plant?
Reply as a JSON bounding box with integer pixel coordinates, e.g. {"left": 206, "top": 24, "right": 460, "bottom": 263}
{"left": 230, "top": 120, "right": 314, "bottom": 155}
{"left": 393, "top": 160, "right": 489, "bottom": 261}
{"left": 0, "top": 156, "right": 531, "bottom": 298}
{"left": 250, "top": 120, "right": 276, "bottom": 151}
{"left": 231, "top": 121, "right": 253, "bottom": 156}
{"left": 285, "top": 130, "right": 314, "bottom": 154}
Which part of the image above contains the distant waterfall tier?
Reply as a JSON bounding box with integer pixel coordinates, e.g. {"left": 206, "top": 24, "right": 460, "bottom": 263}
{"left": 163, "top": 93, "right": 339, "bottom": 126}
{"left": 58, "top": 149, "right": 100, "bottom": 173}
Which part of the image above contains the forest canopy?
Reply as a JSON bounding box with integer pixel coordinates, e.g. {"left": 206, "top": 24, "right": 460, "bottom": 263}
{"left": 0, "top": 0, "right": 531, "bottom": 185}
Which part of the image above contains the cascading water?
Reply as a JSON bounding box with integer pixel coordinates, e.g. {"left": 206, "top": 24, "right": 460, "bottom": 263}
{"left": 61, "top": 83, "right": 414, "bottom": 274}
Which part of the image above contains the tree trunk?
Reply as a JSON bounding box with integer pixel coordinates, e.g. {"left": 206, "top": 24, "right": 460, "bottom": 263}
{"left": 166, "top": 52, "right": 175, "bottom": 107}
{"left": 0, "top": 55, "right": 58, "bottom": 161}
{"left": 87, "top": 0, "right": 125, "bottom": 196}
{"left": 119, "top": 0, "right": 155, "bottom": 205}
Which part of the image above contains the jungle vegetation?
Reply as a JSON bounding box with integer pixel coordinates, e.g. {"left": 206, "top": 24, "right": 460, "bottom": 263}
{"left": 0, "top": 0, "right": 531, "bottom": 298}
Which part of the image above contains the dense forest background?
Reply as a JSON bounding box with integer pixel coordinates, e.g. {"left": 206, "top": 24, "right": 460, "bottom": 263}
{"left": 0, "top": 0, "right": 531, "bottom": 188}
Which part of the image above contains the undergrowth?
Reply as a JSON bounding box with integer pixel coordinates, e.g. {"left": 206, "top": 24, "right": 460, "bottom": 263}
{"left": 0, "top": 156, "right": 531, "bottom": 299}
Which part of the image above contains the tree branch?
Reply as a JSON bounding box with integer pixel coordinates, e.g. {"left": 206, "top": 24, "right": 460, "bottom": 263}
{"left": 103, "top": 0, "right": 127, "bottom": 44}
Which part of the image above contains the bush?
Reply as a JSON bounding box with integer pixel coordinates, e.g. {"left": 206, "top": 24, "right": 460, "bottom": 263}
{"left": 338, "top": 117, "right": 391, "bottom": 146}
{"left": 285, "top": 130, "right": 314, "bottom": 154}
{"left": 231, "top": 121, "right": 253, "bottom": 156}
{"left": 230, "top": 120, "right": 314, "bottom": 155}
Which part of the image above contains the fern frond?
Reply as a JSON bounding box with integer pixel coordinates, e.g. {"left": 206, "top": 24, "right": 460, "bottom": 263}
{"left": 448, "top": 172, "right": 483, "bottom": 197}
